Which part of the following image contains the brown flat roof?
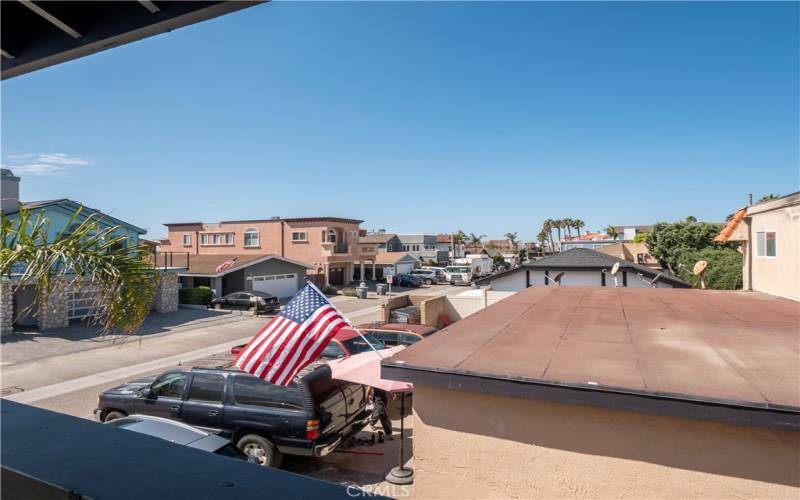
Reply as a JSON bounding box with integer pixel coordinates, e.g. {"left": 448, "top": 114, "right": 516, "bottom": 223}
{"left": 383, "top": 286, "right": 800, "bottom": 428}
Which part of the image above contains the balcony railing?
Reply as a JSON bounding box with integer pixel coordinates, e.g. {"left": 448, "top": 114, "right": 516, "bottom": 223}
{"left": 333, "top": 243, "right": 349, "bottom": 254}
{"left": 148, "top": 251, "right": 190, "bottom": 271}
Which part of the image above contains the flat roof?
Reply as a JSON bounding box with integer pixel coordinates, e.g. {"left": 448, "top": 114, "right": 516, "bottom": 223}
{"left": 382, "top": 286, "right": 800, "bottom": 429}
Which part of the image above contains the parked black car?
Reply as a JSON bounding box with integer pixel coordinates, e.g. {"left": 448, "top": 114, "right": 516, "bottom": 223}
{"left": 392, "top": 274, "right": 423, "bottom": 287}
{"left": 209, "top": 291, "right": 279, "bottom": 312}
{"left": 95, "top": 363, "right": 368, "bottom": 467}
{"left": 105, "top": 414, "right": 253, "bottom": 462}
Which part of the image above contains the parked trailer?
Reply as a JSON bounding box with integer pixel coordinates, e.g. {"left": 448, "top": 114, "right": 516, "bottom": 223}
{"left": 447, "top": 255, "right": 493, "bottom": 285}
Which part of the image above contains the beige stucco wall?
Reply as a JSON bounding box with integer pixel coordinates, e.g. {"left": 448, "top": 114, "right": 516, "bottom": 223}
{"left": 746, "top": 204, "right": 799, "bottom": 300}
{"left": 412, "top": 385, "right": 799, "bottom": 499}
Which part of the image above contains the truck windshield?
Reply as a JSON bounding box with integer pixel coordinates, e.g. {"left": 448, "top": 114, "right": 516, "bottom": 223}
{"left": 446, "top": 267, "right": 470, "bottom": 273}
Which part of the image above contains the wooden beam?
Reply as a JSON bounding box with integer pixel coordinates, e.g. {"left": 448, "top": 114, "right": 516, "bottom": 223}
{"left": 19, "top": 0, "right": 82, "bottom": 38}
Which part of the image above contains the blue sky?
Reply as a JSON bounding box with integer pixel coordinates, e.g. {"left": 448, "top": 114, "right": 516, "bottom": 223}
{"left": 2, "top": 1, "right": 798, "bottom": 241}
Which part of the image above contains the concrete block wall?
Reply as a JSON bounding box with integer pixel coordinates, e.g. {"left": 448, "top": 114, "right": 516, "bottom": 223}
{"left": 380, "top": 295, "right": 411, "bottom": 322}
{"left": 1, "top": 281, "right": 13, "bottom": 336}
{"left": 155, "top": 273, "right": 179, "bottom": 313}
{"left": 420, "top": 295, "right": 446, "bottom": 328}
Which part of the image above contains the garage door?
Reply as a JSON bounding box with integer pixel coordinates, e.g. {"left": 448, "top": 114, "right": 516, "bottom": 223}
{"left": 396, "top": 262, "right": 416, "bottom": 275}
{"left": 251, "top": 273, "right": 298, "bottom": 299}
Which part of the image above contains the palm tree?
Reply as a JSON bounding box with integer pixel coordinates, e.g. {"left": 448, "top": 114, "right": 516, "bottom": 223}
{"left": 563, "top": 218, "right": 573, "bottom": 239}
{"left": 605, "top": 225, "right": 617, "bottom": 240}
{"left": 573, "top": 218, "right": 585, "bottom": 237}
{"left": 685, "top": 216, "right": 697, "bottom": 224}
{"left": 451, "top": 230, "right": 466, "bottom": 243}
{"left": 554, "top": 220, "right": 563, "bottom": 245}
{"left": 1, "top": 207, "right": 160, "bottom": 334}
{"left": 542, "top": 220, "right": 555, "bottom": 253}
{"left": 468, "top": 232, "right": 486, "bottom": 246}
{"left": 504, "top": 232, "right": 518, "bottom": 250}
{"left": 537, "top": 230, "right": 548, "bottom": 256}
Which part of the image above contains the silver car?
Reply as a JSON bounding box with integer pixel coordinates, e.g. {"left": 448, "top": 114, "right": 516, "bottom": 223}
{"left": 411, "top": 269, "right": 442, "bottom": 285}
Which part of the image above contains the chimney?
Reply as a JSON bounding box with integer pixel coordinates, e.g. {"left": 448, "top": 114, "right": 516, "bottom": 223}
{"left": 1, "top": 169, "right": 20, "bottom": 214}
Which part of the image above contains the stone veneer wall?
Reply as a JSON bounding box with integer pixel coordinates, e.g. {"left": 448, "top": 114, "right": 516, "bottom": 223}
{"left": 1, "top": 281, "right": 13, "bottom": 336}
{"left": 37, "top": 280, "right": 70, "bottom": 330}
{"left": 155, "top": 273, "right": 179, "bottom": 313}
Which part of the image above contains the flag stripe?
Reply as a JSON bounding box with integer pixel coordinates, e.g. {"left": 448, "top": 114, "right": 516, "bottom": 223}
{"left": 234, "top": 282, "right": 349, "bottom": 386}
{"left": 276, "top": 316, "right": 345, "bottom": 385}
{"left": 254, "top": 305, "right": 334, "bottom": 380}
{"left": 266, "top": 307, "right": 338, "bottom": 383}
{"left": 235, "top": 316, "right": 286, "bottom": 369}
{"left": 236, "top": 316, "right": 289, "bottom": 372}
{"left": 273, "top": 310, "right": 345, "bottom": 385}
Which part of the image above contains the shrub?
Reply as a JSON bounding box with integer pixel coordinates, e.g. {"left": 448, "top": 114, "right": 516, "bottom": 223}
{"left": 179, "top": 286, "right": 213, "bottom": 305}
{"left": 321, "top": 285, "right": 339, "bottom": 296}
{"left": 676, "top": 247, "right": 743, "bottom": 290}
{"left": 342, "top": 287, "right": 358, "bottom": 297}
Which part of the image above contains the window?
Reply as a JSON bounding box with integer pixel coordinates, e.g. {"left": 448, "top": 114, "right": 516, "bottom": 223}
{"left": 326, "top": 230, "right": 337, "bottom": 243}
{"left": 320, "top": 341, "right": 346, "bottom": 359}
{"left": 244, "top": 228, "right": 260, "bottom": 247}
{"left": 150, "top": 372, "right": 186, "bottom": 398}
{"left": 756, "top": 231, "right": 777, "bottom": 257}
{"left": 182, "top": 234, "right": 192, "bottom": 246}
{"left": 292, "top": 231, "right": 307, "bottom": 242}
{"left": 200, "top": 232, "right": 234, "bottom": 246}
{"left": 188, "top": 374, "right": 225, "bottom": 403}
{"left": 233, "top": 376, "right": 304, "bottom": 410}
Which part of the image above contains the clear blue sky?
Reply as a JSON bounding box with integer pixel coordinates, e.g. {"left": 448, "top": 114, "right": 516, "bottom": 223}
{"left": 2, "top": 1, "right": 798, "bottom": 241}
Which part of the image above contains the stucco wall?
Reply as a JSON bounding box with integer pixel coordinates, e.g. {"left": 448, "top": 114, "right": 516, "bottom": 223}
{"left": 747, "top": 208, "right": 799, "bottom": 300}
{"left": 412, "top": 385, "right": 799, "bottom": 499}
{"left": 489, "top": 269, "right": 675, "bottom": 292}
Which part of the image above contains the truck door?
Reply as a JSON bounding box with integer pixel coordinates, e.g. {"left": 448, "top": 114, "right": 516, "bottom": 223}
{"left": 138, "top": 371, "right": 186, "bottom": 420}
{"left": 180, "top": 373, "right": 225, "bottom": 430}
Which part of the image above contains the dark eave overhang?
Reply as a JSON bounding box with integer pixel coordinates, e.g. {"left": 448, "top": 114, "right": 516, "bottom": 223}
{"left": 381, "top": 361, "right": 800, "bottom": 431}
{"left": 2, "top": 1, "right": 264, "bottom": 80}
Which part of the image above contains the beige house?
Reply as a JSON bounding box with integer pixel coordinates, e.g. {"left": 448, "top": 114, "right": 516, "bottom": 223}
{"left": 715, "top": 192, "right": 799, "bottom": 300}
{"left": 158, "top": 216, "right": 373, "bottom": 288}
{"left": 382, "top": 286, "right": 799, "bottom": 498}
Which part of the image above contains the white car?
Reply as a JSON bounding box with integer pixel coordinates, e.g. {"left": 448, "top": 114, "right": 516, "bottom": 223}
{"left": 410, "top": 269, "right": 441, "bottom": 285}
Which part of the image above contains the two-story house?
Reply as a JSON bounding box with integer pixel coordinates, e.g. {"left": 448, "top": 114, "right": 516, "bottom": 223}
{"left": 158, "top": 216, "right": 372, "bottom": 297}
{"left": 397, "top": 234, "right": 449, "bottom": 265}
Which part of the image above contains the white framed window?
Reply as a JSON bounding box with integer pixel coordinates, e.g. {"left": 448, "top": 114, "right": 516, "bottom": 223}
{"left": 200, "top": 232, "right": 234, "bottom": 246}
{"left": 326, "top": 230, "right": 337, "bottom": 243}
{"left": 755, "top": 231, "right": 777, "bottom": 257}
{"left": 292, "top": 231, "right": 307, "bottom": 242}
{"left": 244, "top": 228, "right": 260, "bottom": 247}
{"left": 201, "top": 234, "right": 209, "bottom": 245}
{"left": 224, "top": 233, "right": 234, "bottom": 245}
{"left": 182, "top": 234, "right": 192, "bottom": 246}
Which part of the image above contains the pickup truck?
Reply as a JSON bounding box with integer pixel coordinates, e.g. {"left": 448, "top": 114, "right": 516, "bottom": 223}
{"left": 95, "top": 362, "right": 368, "bottom": 467}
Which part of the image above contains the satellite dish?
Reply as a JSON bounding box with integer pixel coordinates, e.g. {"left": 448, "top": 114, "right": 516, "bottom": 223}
{"left": 693, "top": 260, "right": 708, "bottom": 276}
{"left": 553, "top": 272, "right": 565, "bottom": 285}
{"left": 635, "top": 272, "right": 662, "bottom": 288}
{"left": 610, "top": 262, "right": 620, "bottom": 275}
{"left": 693, "top": 260, "right": 708, "bottom": 289}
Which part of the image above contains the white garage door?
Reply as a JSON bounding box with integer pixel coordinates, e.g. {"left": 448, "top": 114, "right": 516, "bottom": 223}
{"left": 251, "top": 273, "right": 298, "bottom": 299}
{"left": 396, "top": 262, "right": 416, "bottom": 275}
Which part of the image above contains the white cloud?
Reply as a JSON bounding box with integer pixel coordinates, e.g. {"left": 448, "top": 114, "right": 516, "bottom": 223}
{"left": 2, "top": 152, "right": 93, "bottom": 176}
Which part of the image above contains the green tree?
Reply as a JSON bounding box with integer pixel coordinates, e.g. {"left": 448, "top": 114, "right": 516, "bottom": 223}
{"left": 468, "top": 232, "right": 486, "bottom": 246}
{"left": 562, "top": 218, "right": 573, "bottom": 239}
{"left": 573, "top": 218, "right": 585, "bottom": 237}
{"left": 1, "top": 207, "right": 160, "bottom": 334}
{"left": 676, "top": 247, "right": 743, "bottom": 290}
{"left": 504, "top": 232, "right": 518, "bottom": 250}
{"left": 451, "top": 230, "right": 466, "bottom": 243}
{"left": 685, "top": 215, "right": 698, "bottom": 224}
{"left": 758, "top": 194, "right": 780, "bottom": 203}
{"left": 631, "top": 232, "right": 648, "bottom": 243}
{"left": 605, "top": 225, "right": 617, "bottom": 239}
{"left": 537, "top": 230, "right": 549, "bottom": 256}
{"left": 644, "top": 220, "right": 728, "bottom": 274}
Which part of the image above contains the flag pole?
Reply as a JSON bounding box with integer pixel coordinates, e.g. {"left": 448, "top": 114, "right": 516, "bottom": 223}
{"left": 306, "top": 279, "right": 383, "bottom": 358}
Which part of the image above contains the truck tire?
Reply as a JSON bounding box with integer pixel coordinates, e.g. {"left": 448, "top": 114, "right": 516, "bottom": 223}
{"left": 103, "top": 410, "right": 126, "bottom": 422}
{"left": 238, "top": 434, "right": 283, "bottom": 468}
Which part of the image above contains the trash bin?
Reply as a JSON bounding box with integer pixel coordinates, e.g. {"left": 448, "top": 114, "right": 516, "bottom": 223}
{"left": 356, "top": 283, "right": 369, "bottom": 299}
{"left": 376, "top": 284, "right": 388, "bottom": 296}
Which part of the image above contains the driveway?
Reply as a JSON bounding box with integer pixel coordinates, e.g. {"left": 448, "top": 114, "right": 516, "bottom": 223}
{"left": 0, "top": 307, "right": 253, "bottom": 366}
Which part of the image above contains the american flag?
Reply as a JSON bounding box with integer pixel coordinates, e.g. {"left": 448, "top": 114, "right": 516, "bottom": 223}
{"left": 215, "top": 257, "right": 238, "bottom": 274}
{"left": 234, "top": 282, "right": 347, "bottom": 385}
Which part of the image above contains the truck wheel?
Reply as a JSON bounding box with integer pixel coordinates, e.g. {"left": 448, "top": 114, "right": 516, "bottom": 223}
{"left": 103, "top": 410, "right": 126, "bottom": 422}
{"left": 238, "top": 434, "right": 283, "bottom": 467}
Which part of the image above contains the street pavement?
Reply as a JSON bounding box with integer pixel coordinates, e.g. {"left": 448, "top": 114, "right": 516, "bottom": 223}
{"left": 1, "top": 284, "right": 463, "bottom": 417}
